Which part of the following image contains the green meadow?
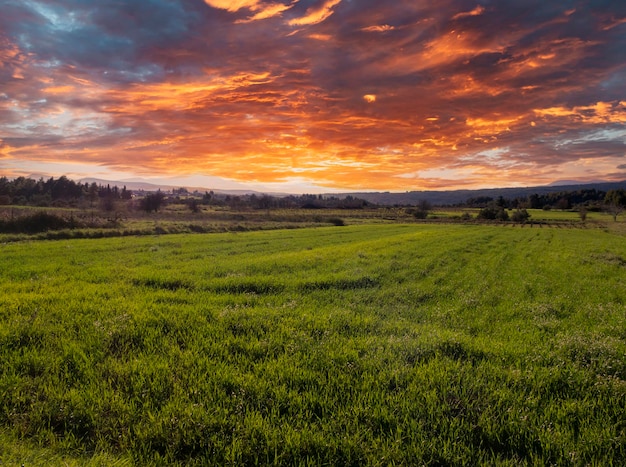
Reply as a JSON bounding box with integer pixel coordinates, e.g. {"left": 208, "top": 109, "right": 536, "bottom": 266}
{"left": 1, "top": 223, "right": 625, "bottom": 465}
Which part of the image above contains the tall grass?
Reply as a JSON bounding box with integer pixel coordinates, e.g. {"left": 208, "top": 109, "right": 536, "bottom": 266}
{"left": 1, "top": 224, "right": 625, "bottom": 465}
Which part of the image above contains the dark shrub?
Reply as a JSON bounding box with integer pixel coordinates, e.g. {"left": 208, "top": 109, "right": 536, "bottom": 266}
{"left": 328, "top": 217, "right": 345, "bottom": 226}
{"left": 0, "top": 212, "right": 74, "bottom": 234}
{"left": 511, "top": 209, "right": 530, "bottom": 223}
{"left": 477, "top": 205, "right": 509, "bottom": 221}
{"left": 413, "top": 209, "right": 428, "bottom": 219}
{"left": 140, "top": 191, "right": 166, "bottom": 213}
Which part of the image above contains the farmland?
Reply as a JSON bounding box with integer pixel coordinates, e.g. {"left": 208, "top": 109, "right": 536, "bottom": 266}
{"left": 1, "top": 221, "right": 626, "bottom": 465}
{"left": 0, "top": 203, "right": 619, "bottom": 244}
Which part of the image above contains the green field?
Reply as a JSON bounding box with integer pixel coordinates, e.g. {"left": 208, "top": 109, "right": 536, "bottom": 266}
{"left": 1, "top": 224, "right": 625, "bottom": 465}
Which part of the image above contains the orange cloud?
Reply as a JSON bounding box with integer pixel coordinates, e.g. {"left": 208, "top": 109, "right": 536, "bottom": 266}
{"left": 105, "top": 71, "right": 274, "bottom": 113}
{"left": 499, "top": 38, "right": 598, "bottom": 77}
{"left": 288, "top": 0, "right": 342, "bottom": 26}
{"left": 423, "top": 30, "right": 502, "bottom": 64}
{"left": 534, "top": 101, "right": 626, "bottom": 124}
{"left": 237, "top": 2, "right": 295, "bottom": 23}
{"left": 378, "top": 29, "right": 505, "bottom": 76}
{"left": 445, "top": 75, "right": 506, "bottom": 97}
{"left": 203, "top": 0, "right": 261, "bottom": 12}
{"left": 0, "top": 37, "right": 28, "bottom": 79}
{"left": 363, "top": 94, "right": 376, "bottom": 103}
{"left": 601, "top": 15, "right": 626, "bottom": 31}
{"left": 465, "top": 116, "right": 520, "bottom": 136}
{"left": 204, "top": 0, "right": 294, "bottom": 22}
{"left": 41, "top": 85, "right": 74, "bottom": 95}
{"left": 308, "top": 33, "right": 332, "bottom": 41}
{"left": 361, "top": 25, "right": 395, "bottom": 33}
{"left": 452, "top": 5, "right": 485, "bottom": 20}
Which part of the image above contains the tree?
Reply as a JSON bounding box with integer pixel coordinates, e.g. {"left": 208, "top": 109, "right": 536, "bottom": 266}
{"left": 88, "top": 183, "right": 99, "bottom": 207}
{"left": 605, "top": 189, "right": 626, "bottom": 221}
{"left": 528, "top": 194, "right": 541, "bottom": 209}
{"left": 140, "top": 191, "right": 166, "bottom": 213}
{"left": 188, "top": 198, "right": 201, "bottom": 213}
{"left": 121, "top": 186, "right": 133, "bottom": 200}
{"left": 100, "top": 195, "right": 117, "bottom": 212}
{"left": 413, "top": 200, "right": 431, "bottom": 219}
{"left": 556, "top": 197, "right": 570, "bottom": 210}
{"left": 258, "top": 195, "right": 273, "bottom": 211}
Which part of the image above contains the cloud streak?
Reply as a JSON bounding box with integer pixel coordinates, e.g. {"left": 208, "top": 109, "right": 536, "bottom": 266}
{"left": 1, "top": 0, "right": 625, "bottom": 191}
{"left": 288, "top": 0, "right": 342, "bottom": 26}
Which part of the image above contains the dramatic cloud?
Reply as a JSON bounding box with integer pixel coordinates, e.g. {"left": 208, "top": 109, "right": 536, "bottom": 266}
{"left": 1, "top": 0, "right": 625, "bottom": 191}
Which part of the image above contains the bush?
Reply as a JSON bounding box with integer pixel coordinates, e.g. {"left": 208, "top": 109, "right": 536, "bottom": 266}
{"left": 511, "top": 209, "right": 530, "bottom": 223}
{"left": 0, "top": 212, "right": 75, "bottom": 234}
{"left": 140, "top": 192, "right": 166, "bottom": 213}
{"left": 477, "top": 206, "right": 509, "bottom": 221}
{"left": 413, "top": 208, "right": 429, "bottom": 219}
{"left": 188, "top": 199, "right": 201, "bottom": 213}
{"left": 328, "top": 217, "right": 345, "bottom": 226}
{"left": 411, "top": 200, "right": 431, "bottom": 219}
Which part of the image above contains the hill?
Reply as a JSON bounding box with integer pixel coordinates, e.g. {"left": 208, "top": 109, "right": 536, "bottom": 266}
{"left": 78, "top": 177, "right": 265, "bottom": 196}
{"left": 341, "top": 181, "right": 626, "bottom": 206}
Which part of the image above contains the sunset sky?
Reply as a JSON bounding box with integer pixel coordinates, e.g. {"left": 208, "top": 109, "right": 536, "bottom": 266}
{"left": 1, "top": 0, "right": 626, "bottom": 192}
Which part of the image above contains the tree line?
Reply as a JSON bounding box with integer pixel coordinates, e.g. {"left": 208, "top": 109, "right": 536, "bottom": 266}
{"left": 0, "top": 176, "right": 131, "bottom": 207}
{"left": 465, "top": 188, "right": 624, "bottom": 210}
{"left": 464, "top": 188, "right": 611, "bottom": 210}
{"left": 463, "top": 187, "right": 626, "bottom": 221}
{"left": 1, "top": 176, "right": 624, "bottom": 219}
{"left": 0, "top": 176, "right": 372, "bottom": 212}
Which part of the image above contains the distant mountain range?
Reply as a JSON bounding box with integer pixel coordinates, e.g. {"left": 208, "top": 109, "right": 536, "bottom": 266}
{"left": 77, "top": 178, "right": 265, "bottom": 196}
{"left": 546, "top": 179, "right": 609, "bottom": 187}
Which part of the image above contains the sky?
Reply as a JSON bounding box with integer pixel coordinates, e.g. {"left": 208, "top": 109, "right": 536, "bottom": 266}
{"left": 1, "top": 0, "right": 626, "bottom": 193}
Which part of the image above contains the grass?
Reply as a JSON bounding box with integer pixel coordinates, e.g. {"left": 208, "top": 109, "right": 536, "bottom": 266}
{"left": 1, "top": 223, "right": 625, "bottom": 465}
{"left": 0, "top": 205, "right": 391, "bottom": 242}
{"left": 1, "top": 204, "right": 623, "bottom": 243}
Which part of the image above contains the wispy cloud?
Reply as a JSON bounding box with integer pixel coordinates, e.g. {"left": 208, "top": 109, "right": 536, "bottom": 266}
{"left": 203, "top": 0, "right": 263, "bottom": 13}
{"left": 452, "top": 5, "right": 485, "bottom": 20}
{"left": 361, "top": 25, "right": 395, "bottom": 33}
{"left": 204, "top": 0, "right": 296, "bottom": 22}
{"left": 288, "top": 0, "right": 342, "bottom": 26}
